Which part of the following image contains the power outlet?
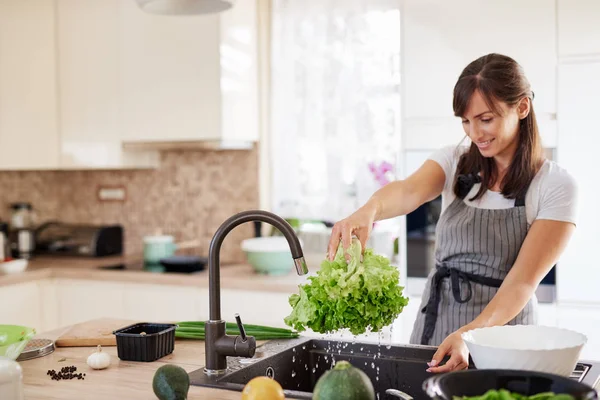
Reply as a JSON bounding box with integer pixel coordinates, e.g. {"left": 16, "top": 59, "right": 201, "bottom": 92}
{"left": 97, "top": 185, "right": 126, "bottom": 202}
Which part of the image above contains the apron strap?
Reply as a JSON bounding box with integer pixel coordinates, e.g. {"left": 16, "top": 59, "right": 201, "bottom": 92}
{"left": 456, "top": 173, "right": 481, "bottom": 199}
{"left": 420, "top": 266, "right": 504, "bottom": 345}
{"left": 458, "top": 172, "right": 531, "bottom": 207}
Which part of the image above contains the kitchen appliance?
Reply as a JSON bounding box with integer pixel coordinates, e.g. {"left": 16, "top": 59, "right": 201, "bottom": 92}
{"left": 7, "top": 203, "right": 36, "bottom": 260}
{"left": 35, "top": 222, "right": 123, "bottom": 257}
{"left": 0, "top": 222, "right": 9, "bottom": 261}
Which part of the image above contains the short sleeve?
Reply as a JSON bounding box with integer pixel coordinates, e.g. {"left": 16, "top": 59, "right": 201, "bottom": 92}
{"left": 428, "top": 145, "right": 464, "bottom": 191}
{"left": 536, "top": 167, "right": 579, "bottom": 225}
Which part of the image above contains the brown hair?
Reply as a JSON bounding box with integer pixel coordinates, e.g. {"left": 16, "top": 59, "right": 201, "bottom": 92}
{"left": 452, "top": 53, "right": 543, "bottom": 201}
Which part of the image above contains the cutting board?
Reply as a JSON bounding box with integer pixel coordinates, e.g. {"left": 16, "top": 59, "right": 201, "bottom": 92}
{"left": 55, "top": 318, "right": 138, "bottom": 347}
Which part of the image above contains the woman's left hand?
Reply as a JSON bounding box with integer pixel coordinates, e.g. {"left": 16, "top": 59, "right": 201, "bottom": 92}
{"left": 426, "top": 330, "right": 469, "bottom": 373}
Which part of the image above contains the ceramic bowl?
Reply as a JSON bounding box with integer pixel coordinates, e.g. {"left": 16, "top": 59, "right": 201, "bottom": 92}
{"left": 241, "top": 236, "right": 301, "bottom": 276}
{"left": 0, "top": 259, "right": 28, "bottom": 275}
{"left": 461, "top": 325, "right": 587, "bottom": 377}
{"left": 0, "top": 325, "right": 36, "bottom": 361}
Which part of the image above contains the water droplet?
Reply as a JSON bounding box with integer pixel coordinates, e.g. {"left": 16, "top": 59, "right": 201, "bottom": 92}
{"left": 324, "top": 355, "right": 328, "bottom": 361}
{"left": 305, "top": 364, "right": 308, "bottom": 370}
{"left": 360, "top": 347, "right": 364, "bottom": 351}
{"left": 316, "top": 363, "right": 319, "bottom": 369}
{"left": 376, "top": 376, "right": 379, "bottom": 381}
{"left": 292, "top": 370, "right": 296, "bottom": 378}
{"left": 293, "top": 348, "right": 296, "bottom": 353}
{"left": 365, "top": 362, "right": 368, "bottom": 366}
{"left": 377, "top": 351, "right": 381, "bottom": 358}
{"left": 312, "top": 368, "right": 316, "bottom": 373}
{"left": 377, "top": 394, "right": 380, "bottom": 400}
{"left": 292, "top": 356, "right": 296, "bottom": 362}
{"left": 386, "top": 345, "right": 392, "bottom": 350}
{"left": 373, "top": 354, "right": 376, "bottom": 359}
{"left": 350, "top": 349, "right": 354, "bottom": 354}
{"left": 302, "top": 346, "right": 306, "bottom": 350}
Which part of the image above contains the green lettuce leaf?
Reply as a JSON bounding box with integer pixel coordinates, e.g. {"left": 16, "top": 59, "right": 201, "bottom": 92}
{"left": 284, "top": 238, "right": 409, "bottom": 335}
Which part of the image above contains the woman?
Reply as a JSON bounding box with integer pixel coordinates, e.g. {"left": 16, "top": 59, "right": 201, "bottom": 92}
{"left": 326, "top": 53, "right": 578, "bottom": 373}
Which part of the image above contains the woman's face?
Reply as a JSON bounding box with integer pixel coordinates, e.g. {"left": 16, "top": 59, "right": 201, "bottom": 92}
{"left": 461, "top": 90, "right": 529, "bottom": 165}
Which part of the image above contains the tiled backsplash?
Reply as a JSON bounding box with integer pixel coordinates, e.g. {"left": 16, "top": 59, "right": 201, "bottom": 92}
{"left": 0, "top": 148, "right": 259, "bottom": 263}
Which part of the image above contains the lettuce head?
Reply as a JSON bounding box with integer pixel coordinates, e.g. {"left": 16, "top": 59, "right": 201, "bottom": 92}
{"left": 284, "top": 238, "right": 409, "bottom": 335}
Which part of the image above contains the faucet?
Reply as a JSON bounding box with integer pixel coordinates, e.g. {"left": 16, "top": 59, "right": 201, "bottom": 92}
{"left": 204, "top": 210, "right": 309, "bottom": 375}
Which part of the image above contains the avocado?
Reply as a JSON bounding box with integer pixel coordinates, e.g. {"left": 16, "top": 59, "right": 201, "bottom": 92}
{"left": 152, "top": 364, "right": 190, "bottom": 400}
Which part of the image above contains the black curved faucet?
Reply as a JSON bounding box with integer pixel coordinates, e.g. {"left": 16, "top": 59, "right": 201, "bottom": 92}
{"left": 204, "top": 210, "right": 309, "bottom": 374}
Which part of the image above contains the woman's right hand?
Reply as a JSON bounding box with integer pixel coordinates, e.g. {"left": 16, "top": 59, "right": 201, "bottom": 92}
{"left": 327, "top": 199, "right": 380, "bottom": 261}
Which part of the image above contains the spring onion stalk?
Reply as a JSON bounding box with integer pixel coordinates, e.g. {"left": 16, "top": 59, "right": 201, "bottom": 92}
{"left": 174, "top": 321, "right": 300, "bottom": 340}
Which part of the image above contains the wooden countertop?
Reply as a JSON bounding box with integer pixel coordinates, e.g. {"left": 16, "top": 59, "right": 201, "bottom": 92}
{"left": 20, "top": 320, "right": 267, "bottom": 400}
{"left": 0, "top": 255, "right": 316, "bottom": 293}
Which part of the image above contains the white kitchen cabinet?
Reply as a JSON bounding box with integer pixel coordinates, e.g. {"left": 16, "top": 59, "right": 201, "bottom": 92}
{"left": 119, "top": 0, "right": 258, "bottom": 147}
{"left": 123, "top": 283, "right": 207, "bottom": 322}
{"left": 558, "top": 0, "right": 600, "bottom": 57}
{"left": 0, "top": 281, "right": 43, "bottom": 331}
{"left": 55, "top": 279, "right": 127, "bottom": 327}
{"left": 555, "top": 305, "right": 600, "bottom": 360}
{"left": 220, "top": 288, "right": 293, "bottom": 328}
{"left": 0, "top": 0, "right": 60, "bottom": 170}
{"left": 402, "top": 0, "right": 557, "bottom": 122}
{"left": 56, "top": 0, "right": 159, "bottom": 169}
{"left": 556, "top": 60, "right": 600, "bottom": 305}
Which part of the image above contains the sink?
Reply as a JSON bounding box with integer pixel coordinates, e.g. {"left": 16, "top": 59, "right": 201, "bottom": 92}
{"left": 188, "top": 336, "right": 457, "bottom": 400}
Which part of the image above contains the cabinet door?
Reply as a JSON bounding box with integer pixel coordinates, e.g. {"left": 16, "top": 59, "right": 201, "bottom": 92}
{"left": 556, "top": 61, "right": 600, "bottom": 304}
{"left": 123, "top": 283, "right": 207, "bottom": 322}
{"left": 0, "top": 0, "right": 59, "bottom": 170}
{"left": 403, "top": 0, "right": 556, "bottom": 120}
{"left": 56, "top": 0, "right": 158, "bottom": 169}
{"left": 0, "top": 281, "right": 42, "bottom": 330}
{"left": 558, "top": 0, "right": 600, "bottom": 57}
{"left": 119, "top": 0, "right": 222, "bottom": 142}
{"left": 55, "top": 279, "right": 126, "bottom": 326}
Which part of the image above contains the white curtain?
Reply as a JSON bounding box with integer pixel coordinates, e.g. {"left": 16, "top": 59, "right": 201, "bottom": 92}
{"left": 270, "top": 0, "right": 402, "bottom": 223}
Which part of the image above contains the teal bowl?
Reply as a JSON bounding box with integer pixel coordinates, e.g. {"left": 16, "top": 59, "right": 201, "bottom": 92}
{"left": 241, "top": 237, "right": 298, "bottom": 276}
{"left": 0, "top": 325, "right": 36, "bottom": 360}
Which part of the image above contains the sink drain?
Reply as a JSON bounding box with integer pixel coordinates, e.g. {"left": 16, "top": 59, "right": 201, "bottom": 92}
{"left": 265, "top": 366, "right": 275, "bottom": 379}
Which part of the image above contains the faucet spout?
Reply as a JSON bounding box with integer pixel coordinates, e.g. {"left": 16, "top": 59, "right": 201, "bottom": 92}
{"left": 204, "top": 209, "right": 309, "bottom": 374}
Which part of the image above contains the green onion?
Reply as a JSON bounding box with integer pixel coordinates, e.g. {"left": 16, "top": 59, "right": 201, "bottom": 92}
{"left": 174, "top": 321, "right": 300, "bottom": 340}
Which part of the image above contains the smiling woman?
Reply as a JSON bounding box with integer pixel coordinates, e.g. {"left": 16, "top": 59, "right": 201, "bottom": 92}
{"left": 326, "top": 53, "right": 579, "bottom": 374}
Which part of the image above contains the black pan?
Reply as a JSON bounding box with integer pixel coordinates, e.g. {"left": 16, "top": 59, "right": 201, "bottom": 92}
{"left": 159, "top": 255, "right": 207, "bottom": 273}
{"left": 422, "top": 369, "right": 598, "bottom": 400}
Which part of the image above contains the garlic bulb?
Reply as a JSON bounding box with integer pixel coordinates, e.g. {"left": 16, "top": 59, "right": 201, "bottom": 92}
{"left": 87, "top": 345, "right": 111, "bottom": 370}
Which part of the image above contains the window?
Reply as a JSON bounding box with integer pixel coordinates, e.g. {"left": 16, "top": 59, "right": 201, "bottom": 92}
{"left": 270, "top": 0, "right": 402, "bottom": 223}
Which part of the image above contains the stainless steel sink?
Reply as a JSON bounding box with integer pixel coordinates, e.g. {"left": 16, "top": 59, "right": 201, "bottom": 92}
{"left": 189, "top": 336, "right": 454, "bottom": 400}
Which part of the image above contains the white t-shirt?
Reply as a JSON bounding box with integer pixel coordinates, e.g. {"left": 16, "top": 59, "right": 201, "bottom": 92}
{"left": 428, "top": 145, "right": 579, "bottom": 227}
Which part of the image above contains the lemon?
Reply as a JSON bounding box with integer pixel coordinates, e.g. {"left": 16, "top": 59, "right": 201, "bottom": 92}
{"left": 241, "top": 376, "right": 285, "bottom": 400}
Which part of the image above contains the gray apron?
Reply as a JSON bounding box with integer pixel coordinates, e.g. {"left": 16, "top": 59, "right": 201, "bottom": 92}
{"left": 409, "top": 173, "right": 538, "bottom": 346}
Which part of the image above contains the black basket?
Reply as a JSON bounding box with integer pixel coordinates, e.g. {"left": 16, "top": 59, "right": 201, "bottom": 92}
{"left": 113, "top": 322, "right": 177, "bottom": 362}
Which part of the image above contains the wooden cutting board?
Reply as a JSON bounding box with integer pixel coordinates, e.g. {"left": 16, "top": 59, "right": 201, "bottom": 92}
{"left": 55, "top": 318, "right": 139, "bottom": 347}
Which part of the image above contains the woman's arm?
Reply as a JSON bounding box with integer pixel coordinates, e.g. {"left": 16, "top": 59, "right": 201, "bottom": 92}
{"left": 427, "top": 219, "right": 576, "bottom": 373}
{"left": 327, "top": 160, "right": 446, "bottom": 259}
{"left": 371, "top": 160, "right": 446, "bottom": 220}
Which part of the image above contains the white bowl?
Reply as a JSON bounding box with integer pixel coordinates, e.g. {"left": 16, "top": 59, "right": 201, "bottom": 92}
{"left": 0, "top": 259, "right": 28, "bottom": 275}
{"left": 461, "top": 325, "right": 587, "bottom": 377}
